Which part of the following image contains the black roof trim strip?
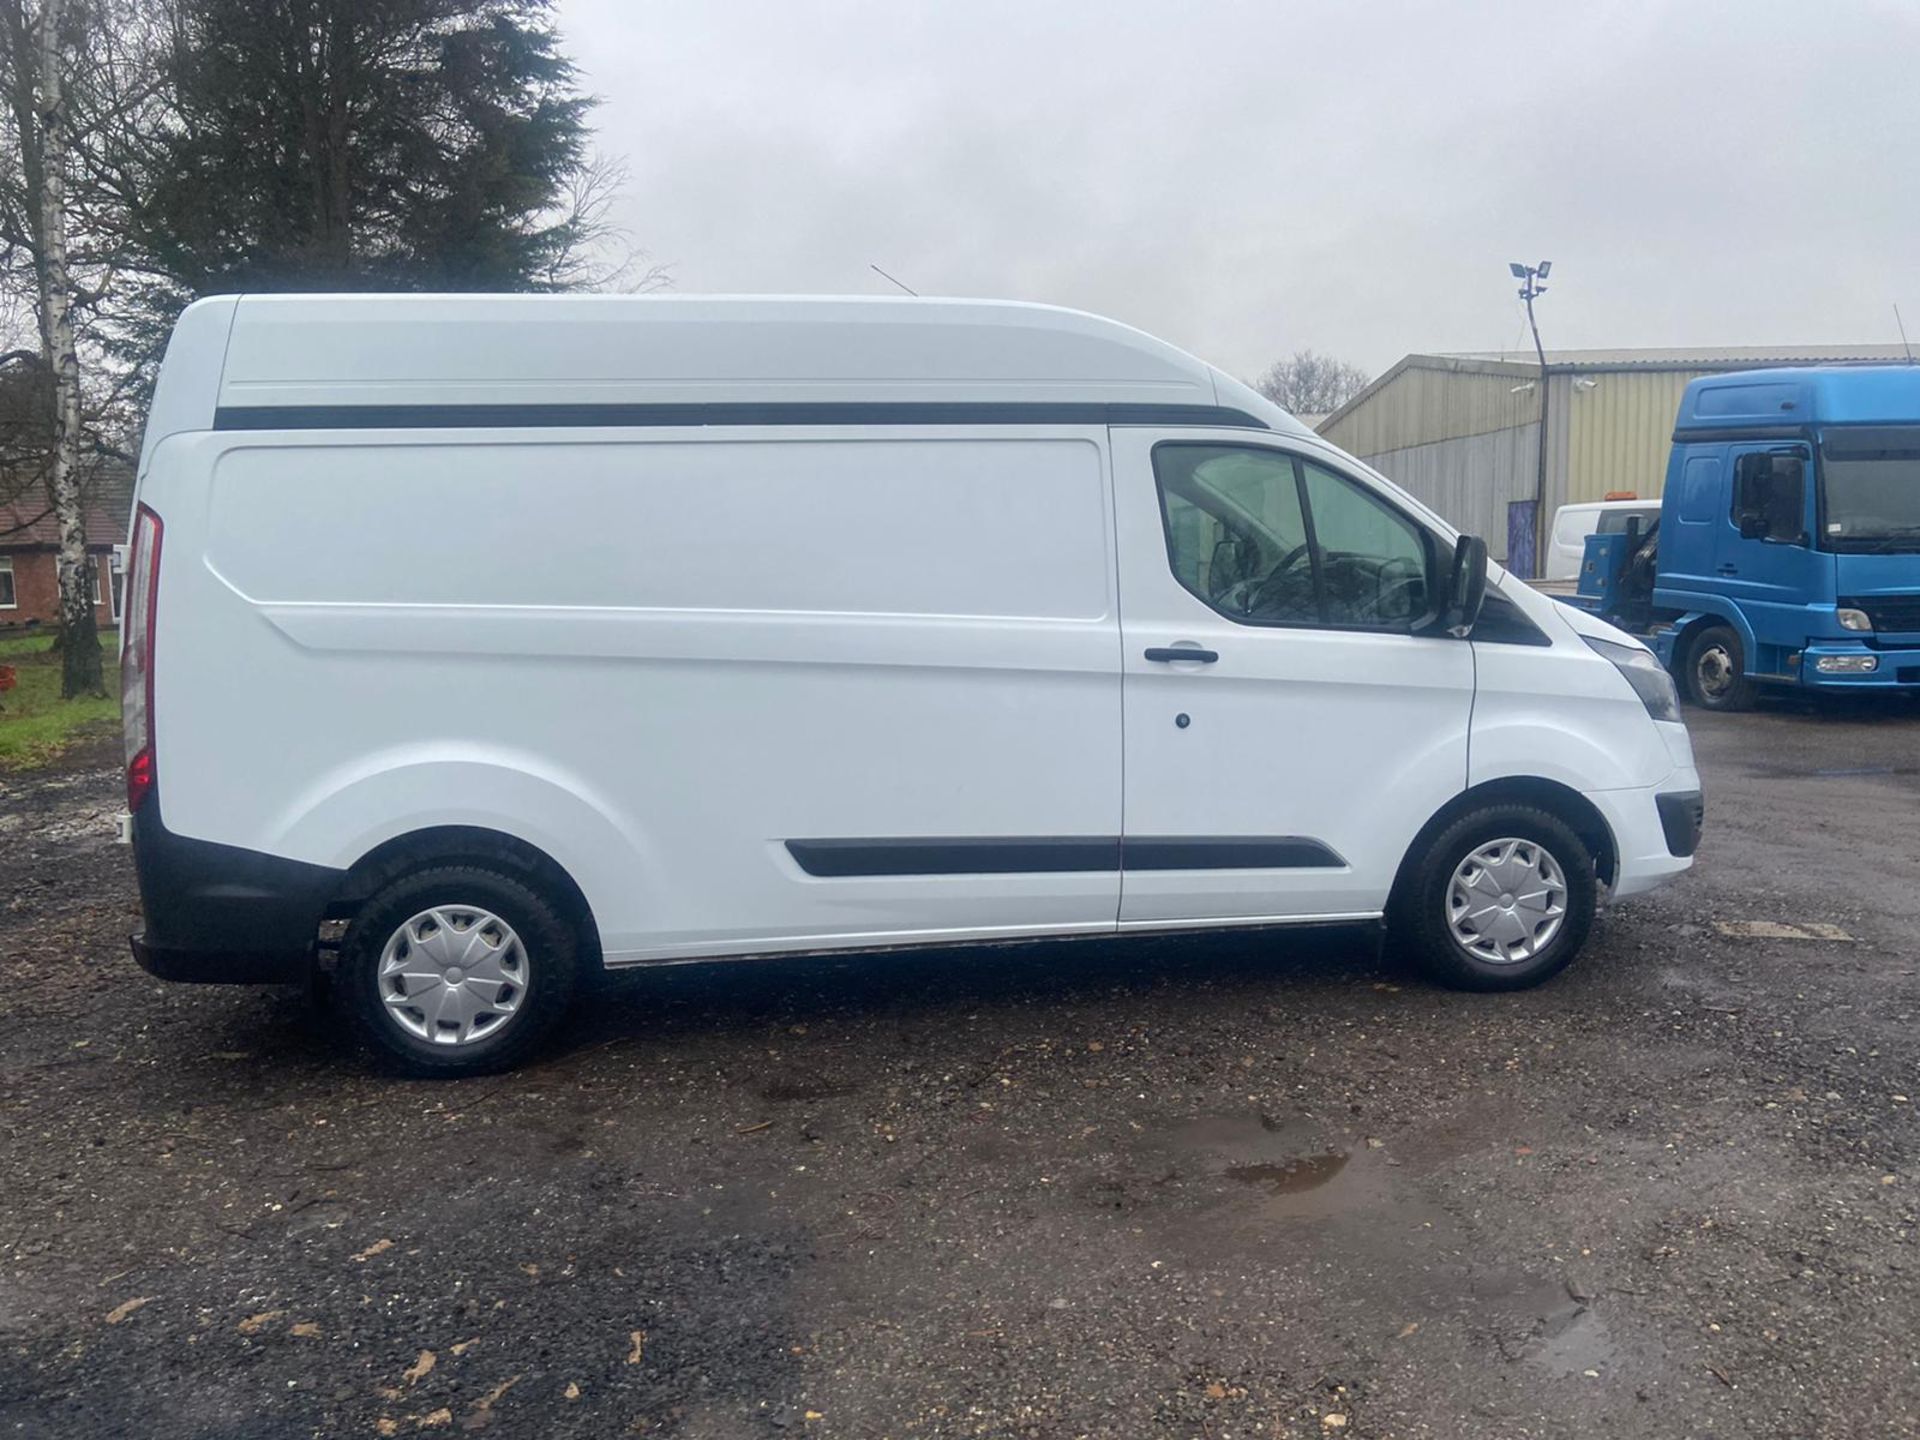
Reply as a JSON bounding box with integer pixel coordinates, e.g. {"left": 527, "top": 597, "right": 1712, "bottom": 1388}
{"left": 213, "top": 401, "right": 1271, "bottom": 432}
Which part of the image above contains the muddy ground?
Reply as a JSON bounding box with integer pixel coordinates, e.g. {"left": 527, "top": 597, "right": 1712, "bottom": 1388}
{"left": 3, "top": 704, "right": 1918, "bottom": 1439}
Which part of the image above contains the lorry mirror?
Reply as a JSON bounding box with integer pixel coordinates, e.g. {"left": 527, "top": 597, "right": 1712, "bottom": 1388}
{"left": 1443, "top": 534, "right": 1489, "bottom": 638}
{"left": 1737, "top": 510, "right": 1768, "bottom": 540}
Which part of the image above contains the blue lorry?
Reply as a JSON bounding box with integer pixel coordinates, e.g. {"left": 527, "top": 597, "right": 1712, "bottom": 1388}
{"left": 1566, "top": 365, "right": 1920, "bottom": 711}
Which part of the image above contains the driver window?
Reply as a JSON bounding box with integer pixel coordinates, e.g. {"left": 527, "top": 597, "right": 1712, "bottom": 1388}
{"left": 1732, "top": 451, "right": 1807, "bottom": 544}
{"left": 1298, "top": 462, "right": 1430, "bottom": 625}
{"left": 1155, "top": 444, "right": 1433, "bottom": 630}
{"left": 1156, "top": 446, "right": 1317, "bottom": 625}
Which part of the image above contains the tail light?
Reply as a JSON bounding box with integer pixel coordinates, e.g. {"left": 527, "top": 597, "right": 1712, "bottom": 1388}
{"left": 122, "top": 504, "right": 162, "bottom": 812}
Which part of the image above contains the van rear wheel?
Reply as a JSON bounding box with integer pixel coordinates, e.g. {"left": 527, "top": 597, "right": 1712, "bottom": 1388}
{"left": 338, "top": 865, "right": 579, "bottom": 1077}
{"left": 1391, "top": 804, "right": 1596, "bottom": 991}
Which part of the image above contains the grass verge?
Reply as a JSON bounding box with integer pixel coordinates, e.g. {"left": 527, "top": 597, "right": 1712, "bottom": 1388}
{"left": 0, "top": 630, "right": 120, "bottom": 772}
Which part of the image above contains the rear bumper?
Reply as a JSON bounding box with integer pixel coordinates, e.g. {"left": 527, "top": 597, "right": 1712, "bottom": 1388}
{"left": 130, "top": 801, "right": 344, "bottom": 985}
{"left": 1591, "top": 768, "right": 1703, "bottom": 901}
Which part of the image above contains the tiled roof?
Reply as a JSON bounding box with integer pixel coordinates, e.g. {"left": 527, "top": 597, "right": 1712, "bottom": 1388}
{"left": 0, "top": 497, "right": 124, "bottom": 548}
{"left": 0, "top": 459, "right": 133, "bottom": 547}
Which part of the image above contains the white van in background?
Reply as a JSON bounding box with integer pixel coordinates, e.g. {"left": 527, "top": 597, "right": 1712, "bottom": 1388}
{"left": 123, "top": 295, "right": 1701, "bottom": 1076}
{"left": 1545, "top": 499, "right": 1662, "bottom": 582}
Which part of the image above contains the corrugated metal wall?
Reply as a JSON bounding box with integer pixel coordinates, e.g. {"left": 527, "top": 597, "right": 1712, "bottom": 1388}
{"left": 1357, "top": 424, "right": 1541, "bottom": 563}
{"left": 1562, "top": 371, "right": 1705, "bottom": 503}
{"left": 1317, "top": 363, "right": 1541, "bottom": 457}
{"left": 1320, "top": 359, "right": 1728, "bottom": 560}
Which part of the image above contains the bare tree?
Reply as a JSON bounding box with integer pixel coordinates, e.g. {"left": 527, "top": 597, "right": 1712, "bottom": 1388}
{"left": 0, "top": 0, "right": 101, "bottom": 697}
{"left": 537, "top": 153, "right": 671, "bottom": 295}
{"left": 1251, "top": 349, "right": 1371, "bottom": 418}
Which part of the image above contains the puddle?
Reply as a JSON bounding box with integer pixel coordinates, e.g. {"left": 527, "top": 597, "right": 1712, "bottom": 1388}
{"left": 1118, "top": 1109, "right": 1385, "bottom": 1221}
{"left": 1517, "top": 1282, "right": 1620, "bottom": 1377}
{"left": 1531, "top": 1308, "right": 1619, "bottom": 1377}
{"left": 760, "top": 1076, "right": 855, "bottom": 1103}
{"left": 1225, "top": 1152, "right": 1349, "bottom": 1195}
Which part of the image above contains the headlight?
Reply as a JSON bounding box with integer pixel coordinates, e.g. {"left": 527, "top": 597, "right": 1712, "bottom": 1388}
{"left": 1583, "top": 634, "right": 1682, "bottom": 723}
{"left": 1837, "top": 607, "right": 1872, "bottom": 632}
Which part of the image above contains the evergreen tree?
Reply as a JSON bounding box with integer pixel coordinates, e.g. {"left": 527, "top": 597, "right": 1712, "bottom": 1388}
{"left": 128, "top": 0, "right": 593, "bottom": 314}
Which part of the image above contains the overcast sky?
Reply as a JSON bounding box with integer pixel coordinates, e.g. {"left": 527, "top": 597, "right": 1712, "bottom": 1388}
{"left": 558, "top": 0, "right": 1920, "bottom": 381}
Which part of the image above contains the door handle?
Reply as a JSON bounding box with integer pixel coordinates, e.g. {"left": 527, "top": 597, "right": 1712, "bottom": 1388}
{"left": 1144, "top": 646, "right": 1219, "bottom": 663}
{"left": 1716, "top": 564, "right": 1739, "bottom": 576}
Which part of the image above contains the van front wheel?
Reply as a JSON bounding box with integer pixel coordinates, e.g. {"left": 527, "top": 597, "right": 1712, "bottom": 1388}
{"left": 1391, "top": 805, "right": 1596, "bottom": 991}
{"left": 338, "top": 865, "right": 579, "bottom": 1077}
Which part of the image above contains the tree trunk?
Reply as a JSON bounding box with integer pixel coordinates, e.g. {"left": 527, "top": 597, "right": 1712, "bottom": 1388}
{"left": 30, "top": 0, "right": 101, "bottom": 698}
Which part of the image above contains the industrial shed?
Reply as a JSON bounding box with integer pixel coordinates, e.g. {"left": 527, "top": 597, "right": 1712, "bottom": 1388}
{"left": 1315, "top": 345, "right": 1912, "bottom": 573}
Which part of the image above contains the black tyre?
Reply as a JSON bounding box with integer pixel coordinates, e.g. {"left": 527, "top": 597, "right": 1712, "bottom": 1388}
{"left": 337, "top": 865, "right": 580, "bottom": 1077}
{"left": 1390, "top": 804, "right": 1597, "bottom": 991}
{"left": 1686, "top": 624, "right": 1757, "bottom": 712}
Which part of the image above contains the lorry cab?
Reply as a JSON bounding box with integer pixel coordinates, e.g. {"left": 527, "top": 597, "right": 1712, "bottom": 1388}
{"left": 124, "top": 295, "right": 1702, "bottom": 1076}
{"left": 1608, "top": 367, "right": 1920, "bottom": 710}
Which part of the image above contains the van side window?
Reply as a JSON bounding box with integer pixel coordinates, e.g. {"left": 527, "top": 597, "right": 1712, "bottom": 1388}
{"left": 1596, "top": 509, "right": 1654, "bottom": 535}
{"left": 1153, "top": 445, "right": 1430, "bottom": 630}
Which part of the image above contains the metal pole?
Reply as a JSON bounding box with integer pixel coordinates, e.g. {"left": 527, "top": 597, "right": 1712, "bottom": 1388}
{"left": 1524, "top": 285, "right": 1549, "bottom": 578}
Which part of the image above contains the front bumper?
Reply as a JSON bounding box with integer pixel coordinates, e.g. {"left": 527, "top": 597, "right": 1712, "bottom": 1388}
{"left": 1590, "top": 768, "right": 1704, "bottom": 901}
{"left": 1797, "top": 642, "right": 1920, "bottom": 690}
{"left": 1655, "top": 790, "right": 1704, "bottom": 857}
{"left": 130, "top": 801, "right": 344, "bottom": 984}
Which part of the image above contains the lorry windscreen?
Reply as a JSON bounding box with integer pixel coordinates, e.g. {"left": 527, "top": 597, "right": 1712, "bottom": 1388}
{"left": 1821, "top": 427, "right": 1920, "bottom": 552}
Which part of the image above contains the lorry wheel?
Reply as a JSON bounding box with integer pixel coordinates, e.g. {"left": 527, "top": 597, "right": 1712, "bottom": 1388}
{"left": 1686, "top": 625, "right": 1757, "bottom": 711}
{"left": 1390, "top": 804, "right": 1596, "bottom": 991}
{"left": 337, "top": 865, "right": 579, "bottom": 1077}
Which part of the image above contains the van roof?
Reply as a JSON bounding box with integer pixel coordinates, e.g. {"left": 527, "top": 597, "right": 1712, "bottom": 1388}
{"left": 142, "top": 294, "right": 1305, "bottom": 467}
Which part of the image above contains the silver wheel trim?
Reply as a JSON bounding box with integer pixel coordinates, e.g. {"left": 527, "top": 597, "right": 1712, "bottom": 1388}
{"left": 1696, "top": 642, "right": 1736, "bottom": 700}
{"left": 1446, "top": 838, "right": 1569, "bottom": 965}
{"left": 377, "top": 906, "right": 529, "bottom": 1046}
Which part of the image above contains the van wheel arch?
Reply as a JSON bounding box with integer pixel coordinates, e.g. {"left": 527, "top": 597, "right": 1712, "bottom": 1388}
{"left": 1391, "top": 778, "right": 1617, "bottom": 911}
{"left": 328, "top": 826, "right": 603, "bottom": 972}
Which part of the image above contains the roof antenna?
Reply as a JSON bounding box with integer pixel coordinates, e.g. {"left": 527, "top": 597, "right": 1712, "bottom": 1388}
{"left": 869, "top": 263, "right": 918, "bottom": 297}
{"left": 1897, "top": 304, "right": 1916, "bottom": 365}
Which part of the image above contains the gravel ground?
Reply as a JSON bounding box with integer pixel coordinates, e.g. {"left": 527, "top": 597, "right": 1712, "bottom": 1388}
{"left": 3, "top": 702, "right": 1919, "bottom": 1440}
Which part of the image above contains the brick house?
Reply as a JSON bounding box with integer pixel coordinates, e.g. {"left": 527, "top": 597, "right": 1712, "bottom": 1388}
{"left": 0, "top": 496, "right": 126, "bottom": 633}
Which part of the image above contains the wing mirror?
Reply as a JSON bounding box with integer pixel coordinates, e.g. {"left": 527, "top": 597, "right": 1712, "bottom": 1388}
{"left": 1442, "top": 534, "right": 1489, "bottom": 638}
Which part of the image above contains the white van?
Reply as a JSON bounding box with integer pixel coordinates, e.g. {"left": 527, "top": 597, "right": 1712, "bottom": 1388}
{"left": 1545, "top": 499, "right": 1661, "bottom": 582}
{"left": 123, "top": 295, "right": 1702, "bottom": 1076}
